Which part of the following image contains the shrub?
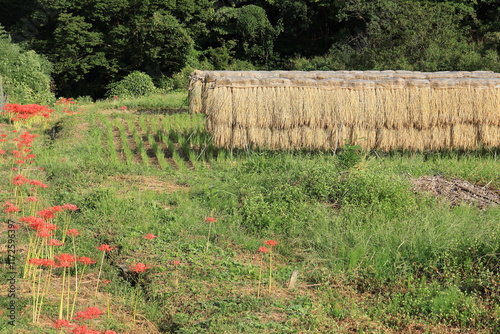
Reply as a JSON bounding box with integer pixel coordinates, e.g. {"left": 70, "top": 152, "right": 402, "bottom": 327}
{"left": 0, "top": 26, "right": 55, "bottom": 104}
{"left": 106, "top": 71, "right": 158, "bottom": 98}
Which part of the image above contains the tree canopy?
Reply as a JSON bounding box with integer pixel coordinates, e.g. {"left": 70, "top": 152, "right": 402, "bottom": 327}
{"left": 0, "top": 0, "right": 498, "bottom": 98}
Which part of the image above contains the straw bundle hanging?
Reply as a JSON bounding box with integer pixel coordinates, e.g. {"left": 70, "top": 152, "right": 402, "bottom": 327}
{"left": 191, "top": 70, "right": 500, "bottom": 151}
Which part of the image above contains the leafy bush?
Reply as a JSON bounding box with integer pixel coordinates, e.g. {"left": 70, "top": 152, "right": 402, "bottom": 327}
{"left": 106, "top": 71, "right": 158, "bottom": 98}
{"left": 336, "top": 143, "right": 364, "bottom": 170}
{"left": 0, "top": 26, "right": 54, "bottom": 104}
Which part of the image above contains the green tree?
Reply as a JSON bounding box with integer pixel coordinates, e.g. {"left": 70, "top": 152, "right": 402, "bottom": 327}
{"left": 48, "top": 13, "right": 109, "bottom": 96}
{"left": 332, "top": 0, "right": 495, "bottom": 70}
{"left": 128, "top": 12, "right": 194, "bottom": 77}
{"left": 1, "top": 0, "right": 196, "bottom": 98}
{"left": 210, "top": 5, "right": 281, "bottom": 66}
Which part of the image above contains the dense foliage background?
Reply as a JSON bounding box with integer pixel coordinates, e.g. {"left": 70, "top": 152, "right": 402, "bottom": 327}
{"left": 1, "top": 0, "right": 499, "bottom": 99}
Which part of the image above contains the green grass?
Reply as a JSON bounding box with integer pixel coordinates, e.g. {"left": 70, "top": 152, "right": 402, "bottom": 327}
{"left": 0, "top": 93, "right": 499, "bottom": 333}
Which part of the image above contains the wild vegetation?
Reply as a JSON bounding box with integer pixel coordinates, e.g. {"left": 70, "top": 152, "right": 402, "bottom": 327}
{"left": 1, "top": 93, "right": 499, "bottom": 333}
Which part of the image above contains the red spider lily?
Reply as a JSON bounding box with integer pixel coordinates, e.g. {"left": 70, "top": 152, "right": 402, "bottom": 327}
{"left": 42, "top": 259, "right": 56, "bottom": 267}
{"left": 29, "top": 258, "right": 55, "bottom": 268}
{"left": 258, "top": 246, "right": 270, "bottom": 253}
{"left": 30, "top": 179, "right": 48, "bottom": 188}
{"left": 265, "top": 240, "right": 278, "bottom": 247}
{"left": 20, "top": 216, "right": 45, "bottom": 230}
{"left": 103, "top": 280, "right": 110, "bottom": 284}
{"left": 44, "top": 223, "right": 58, "bottom": 231}
{"left": 3, "top": 201, "right": 20, "bottom": 213}
{"left": 36, "top": 229, "right": 53, "bottom": 238}
{"left": 49, "top": 205, "right": 63, "bottom": 212}
{"left": 205, "top": 217, "right": 217, "bottom": 223}
{"left": 55, "top": 253, "right": 75, "bottom": 267}
{"left": 62, "top": 203, "right": 79, "bottom": 211}
{"left": 3, "top": 103, "right": 54, "bottom": 122}
{"left": 119, "top": 106, "right": 128, "bottom": 110}
{"left": 70, "top": 325, "right": 101, "bottom": 334}
{"left": 67, "top": 228, "right": 80, "bottom": 237}
{"left": 130, "top": 262, "right": 151, "bottom": 273}
{"left": 10, "top": 224, "right": 20, "bottom": 230}
{"left": 28, "top": 258, "right": 45, "bottom": 266}
{"left": 143, "top": 233, "right": 158, "bottom": 239}
{"left": 53, "top": 319, "right": 73, "bottom": 329}
{"left": 0, "top": 149, "right": 5, "bottom": 154}
{"left": 48, "top": 239, "right": 64, "bottom": 246}
{"left": 25, "top": 196, "right": 38, "bottom": 202}
{"left": 37, "top": 209, "right": 55, "bottom": 219}
{"left": 73, "top": 306, "right": 104, "bottom": 320}
{"left": 78, "top": 256, "right": 96, "bottom": 265}
{"left": 170, "top": 260, "right": 182, "bottom": 265}
{"left": 96, "top": 244, "right": 115, "bottom": 252}
{"left": 103, "top": 331, "right": 118, "bottom": 334}
{"left": 56, "top": 97, "right": 76, "bottom": 105}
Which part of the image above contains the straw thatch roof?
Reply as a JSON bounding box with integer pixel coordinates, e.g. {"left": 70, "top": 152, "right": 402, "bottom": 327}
{"left": 189, "top": 70, "right": 500, "bottom": 151}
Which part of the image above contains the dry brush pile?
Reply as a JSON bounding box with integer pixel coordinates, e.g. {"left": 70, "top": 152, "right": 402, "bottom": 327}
{"left": 189, "top": 70, "right": 500, "bottom": 151}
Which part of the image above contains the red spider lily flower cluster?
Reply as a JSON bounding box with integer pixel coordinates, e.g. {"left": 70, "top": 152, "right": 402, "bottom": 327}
{"left": 12, "top": 174, "right": 48, "bottom": 188}
{"left": 53, "top": 318, "right": 72, "bottom": 329}
{"left": 55, "top": 253, "right": 76, "bottom": 268}
{"left": 130, "top": 262, "right": 151, "bottom": 273}
{"left": 35, "top": 204, "right": 77, "bottom": 220}
{"left": 67, "top": 228, "right": 80, "bottom": 237}
{"left": 1, "top": 131, "right": 39, "bottom": 166}
{"left": 265, "top": 240, "right": 278, "bottom": 247}
{"left": 56, "top": 97, "right": 81, "bottom": 114}
{"left": 62, "top": 203, "right": 79, "bottom": 211}
{"left": 78, "top": 256, "right": 96, "bottom": 265}
{"left": 48, "top": 239, "right": 64, "bottom": 246}
{"left": 1, "top": 122, "right": 108, "bottom": 329}
{"left": 56, "top": 97, "right": 77, "bottom": 105}
{"left": 205, "top": 217, "right": 217, "bottom": 223}
{"left": 2, "top": 103, "right": 54, "bottom": 122}
{"left": 25, "top": 196, "right": 39, "bottom": 202}
{"left": 53, "top": 306, "right": 116, "bottom": 333}
{"left": 143, "top": 233, "right": 158, "bottom": 239}
{"left": 3, "top": 201, "right": 20, "bottom": 213}
{"left": 169, "top": 260, "right": 182, "bottom": 265}
{"left": 74, "top": 307, "right": 104, "bottom": 320}
{"left": 258, "top": 246, "right": 269, "bottom": 253}
{"left": 29, "top": 258, "right": 56, "bottom": 267}
{"left": 96, "top": 244, "right": 115, "bottom": 252}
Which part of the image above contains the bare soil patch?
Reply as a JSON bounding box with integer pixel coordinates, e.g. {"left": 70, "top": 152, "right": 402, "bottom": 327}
{"left": 411, "top": 175, "right": 500, "bottom": 209}
{"left": 109, "top": 174, "right": 188, "bottom": 193}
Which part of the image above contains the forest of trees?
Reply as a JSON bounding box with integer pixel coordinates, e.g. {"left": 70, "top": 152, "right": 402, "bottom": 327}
{"left": 1, "top": 0, "right": 499, "bottom": 99}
